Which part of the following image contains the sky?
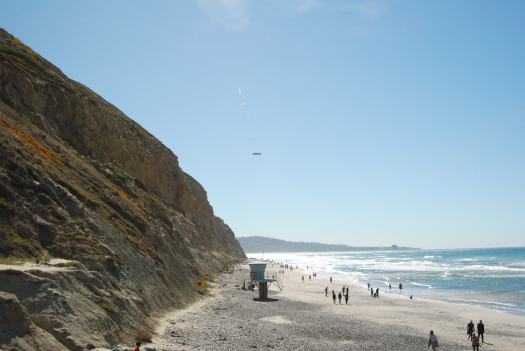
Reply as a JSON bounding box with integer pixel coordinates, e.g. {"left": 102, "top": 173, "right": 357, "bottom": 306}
{"left": 2, "top": 0, "right": 524, "bottom": 249}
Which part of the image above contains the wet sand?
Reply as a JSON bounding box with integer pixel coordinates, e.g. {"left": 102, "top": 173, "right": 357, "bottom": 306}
{"left": 150, "top": 263, "right": 525, "bottom": 350}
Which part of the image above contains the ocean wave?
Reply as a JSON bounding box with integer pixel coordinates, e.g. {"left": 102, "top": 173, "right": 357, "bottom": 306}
{"left": 410, "top": 281, "right": 433, "bottom": 289}
{"left": 448, "top": 298, "right": 518, "bottom": 308}
{"left": 457, "top": 257, "right": 483, "bottom": 261}
{"left": 462, "top": 264, "right": 525, "bottom": 272}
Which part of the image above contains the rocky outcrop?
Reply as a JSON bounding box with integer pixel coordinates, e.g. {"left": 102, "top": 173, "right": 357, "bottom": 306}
{"left": 0, "top": 291, "right": 68, "bottom": 351}
{"left": 0, "top": 28, "right": 245, "bottom": 350}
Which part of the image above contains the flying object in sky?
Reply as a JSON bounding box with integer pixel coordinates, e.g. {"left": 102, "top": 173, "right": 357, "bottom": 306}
{"left": 252, "top": 152, "right": 262, "bottom": 156}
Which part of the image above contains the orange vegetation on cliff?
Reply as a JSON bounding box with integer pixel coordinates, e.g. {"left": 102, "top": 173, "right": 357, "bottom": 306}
{"left": 0, "top": 115, "right": 62, "bottom": 165}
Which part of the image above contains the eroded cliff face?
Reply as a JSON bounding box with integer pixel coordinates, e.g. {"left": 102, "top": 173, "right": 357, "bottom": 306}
{"left": 0, "top": 28, "right": 245, "bottom": 350}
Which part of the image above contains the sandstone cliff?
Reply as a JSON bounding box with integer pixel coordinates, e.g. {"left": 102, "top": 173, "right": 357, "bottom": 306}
{"left": 0, "top": 28, "right": 245, "bottom": 350}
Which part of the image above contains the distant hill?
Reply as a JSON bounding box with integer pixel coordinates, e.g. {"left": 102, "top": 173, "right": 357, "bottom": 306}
{"left": 238, "top": 236, "right": 418, "bottom": 253}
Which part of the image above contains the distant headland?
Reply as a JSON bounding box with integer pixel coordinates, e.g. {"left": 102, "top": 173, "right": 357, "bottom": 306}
{"left": 238, "top": 236, "right": 419, "bottom": 253}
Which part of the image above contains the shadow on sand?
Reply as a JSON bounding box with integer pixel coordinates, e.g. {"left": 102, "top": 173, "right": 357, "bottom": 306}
{"left": 252, "top": 297, "right": 279, "bottom": 302}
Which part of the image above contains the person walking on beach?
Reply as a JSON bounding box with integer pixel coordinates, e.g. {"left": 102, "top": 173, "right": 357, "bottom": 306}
{"left": 325, "top": 286, "right": 328, "bottom": 296}
{"left": 368, "top": 282, "right": 370, "bottom": 289}
{"left": 338, "top": 291, "right": 342, "bottom": 304}
{"left": 346, "top": 286, "right": 349, "bottom": 295}
{"left": 370, "top": 287, "right": 374, "bottom": 297}
{"left": 332, "top": 290, "right": 336, "bottom": 304}
{"left": 375, "top": 288, "right": 379, "bottom": 298}
{"left": 467, "top": 320, "right": 475, "bottom": 340}
{"left": 399, "top": 283, "right": 403, "bottom": 290}
{"left": 428, "top": 330, "right": 438, "bottom": 350}
{"left": 302, "top": 275, "right": 304, "bottom": 282}
{"left": 330, "top": 276, "right": 332, "bottom": 283}
{"left": 471, "top": 332, "right": 480, "bottom": 351}
{"left": 344, "top": 292, "right": 349, "bottom": 305}
{"left": 389, "top": 283, "right": 392, "bottom": 290}
{"left": 477, "top": 320, "right": 484, "bottom": 343}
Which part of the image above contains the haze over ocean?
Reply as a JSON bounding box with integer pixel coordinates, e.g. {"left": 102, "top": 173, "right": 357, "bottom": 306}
{"left": 249, "top": 247, "right": 525, "bottom": 315}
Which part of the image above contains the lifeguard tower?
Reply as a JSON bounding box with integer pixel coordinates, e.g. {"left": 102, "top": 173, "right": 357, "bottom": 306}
{"left": 249, "top": 261, "right": 282, "bottom": 300}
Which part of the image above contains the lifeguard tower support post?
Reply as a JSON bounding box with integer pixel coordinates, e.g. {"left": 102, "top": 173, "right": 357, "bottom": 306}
{"left": 249, "top": 262, "right": 278, "bottom": 300}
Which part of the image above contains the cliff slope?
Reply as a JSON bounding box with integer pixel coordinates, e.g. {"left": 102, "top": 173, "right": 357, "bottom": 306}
{"left": 0, "top": 28, "right": 245, "bottom": 351}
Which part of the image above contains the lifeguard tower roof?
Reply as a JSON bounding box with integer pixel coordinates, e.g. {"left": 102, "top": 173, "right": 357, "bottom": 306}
{"left": 249, "top": 262, "right": 275, "bottom": 282}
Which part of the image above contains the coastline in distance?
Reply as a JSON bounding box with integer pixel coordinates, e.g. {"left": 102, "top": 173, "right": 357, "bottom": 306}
{"left": 238, "top": 235, "right": 418, "bottom": 253}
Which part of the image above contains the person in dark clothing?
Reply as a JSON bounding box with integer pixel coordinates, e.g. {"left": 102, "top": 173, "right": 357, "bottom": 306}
{"left": 330, "top": 276, "right": 332, "bottom": 283}
{"left": 389, "top": 283, "right": 392, "bottom": 290}
{"left": 332, "top": 290, "right": 336, "bottom": 304}
{"left": 375, "top": 288, "right": 379, "bottom": 298}
{"left": 467, "top": 320, "right": 475, "bottom": 340}
{"left": 325, "top": 286, "right": 328, "bottom": 296}
{"left": 338, "top": 291, "right": 342, "bottom": 304}
{"left": 370, "top": 287, "right": 374, "bottom": 297}
{"left": 471, "top": 332, "right": 480, "bottom": 351}
{"left": 134, "top": 341, "right": 141, "bottom": 351}
{"left": 346, "top": 287, "right": 349, "bottom": 294}
{"left": 399, "top": 283, "right": 403, "bottom": 290}
{"left": 428, "top": 330, "right": 438, "bottom": 350}
{"left": 344, "top": 293, "right": 349, "bottom": 305}
{"left": 368, "top": 282, "right": 370, "bottom": 289}
{"left": 477, "top": 320, "right": 484, "bottom": 343}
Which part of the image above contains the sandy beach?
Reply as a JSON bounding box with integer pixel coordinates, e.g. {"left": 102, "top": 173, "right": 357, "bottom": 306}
{"left": 150, "top": 263, "right": 525, "bottom": 350}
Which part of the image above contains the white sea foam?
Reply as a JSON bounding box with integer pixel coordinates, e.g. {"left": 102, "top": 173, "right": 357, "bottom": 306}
{"left": 448, "top": 298, "right": 518, "bottom": 308}
{"left": 463, "top": 265, "right": 525, "bottom": 272}
{"left": 410, "top": 282, "right": 433, "bottom": 289}
{"left": 458, "top": 257, "right": 482, "bottom": 262}
{"left": 441, "top": 271, "right": 451, "bottom": 278}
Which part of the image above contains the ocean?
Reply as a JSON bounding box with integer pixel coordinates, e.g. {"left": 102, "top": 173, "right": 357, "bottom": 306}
{"left": 247, "top": 247, "right": 525, "bottom": 315}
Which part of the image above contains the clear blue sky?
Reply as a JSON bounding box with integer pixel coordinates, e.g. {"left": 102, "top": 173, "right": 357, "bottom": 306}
{"left": 2, "top": 1, "right": 524, "bottom": 249}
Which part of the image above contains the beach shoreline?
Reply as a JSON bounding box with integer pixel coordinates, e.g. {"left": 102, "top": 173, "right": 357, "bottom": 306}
{"left": 284, "top": 265, "right": 524, "bottom": 318}
{"left": 249, "top": 248, "right": 525, "bottom": 317}
{"left": 149, "top": 262, "right": 525, "bottom": 350}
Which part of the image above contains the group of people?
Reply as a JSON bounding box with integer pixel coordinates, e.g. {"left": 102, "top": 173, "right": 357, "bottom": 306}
{"left": 467, "top": 320, "right": 485, "bottom": 350}
{"left": 367, "top": 282, "right": 381, "bottom": 298}
{"left": 241, "top": 279, "right": 255, "bottom": 291}
{"left": 301, "top": 273, "right": 318, "bottom": 282}
{"left": 327, "top": 286, "right": 350, "bottom": 305}
{"left": 428, "top": 320, "right": 485, "bottom": 350}
{"left": 272, "top": 262, "right": 300, "bottom": 276}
